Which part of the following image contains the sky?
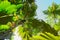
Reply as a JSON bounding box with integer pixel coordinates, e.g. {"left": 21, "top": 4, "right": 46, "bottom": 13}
{"left": 35, "top": 0, "right": 60, "bottom": 20}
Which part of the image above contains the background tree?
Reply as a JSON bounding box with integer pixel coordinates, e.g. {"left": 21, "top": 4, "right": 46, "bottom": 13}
{"left": 43, "top": 2, "right": 60, "bottom": 35}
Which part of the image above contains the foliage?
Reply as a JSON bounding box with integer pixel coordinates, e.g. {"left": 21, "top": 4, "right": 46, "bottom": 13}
{"left": 43, "top": 2, "right": 60, "bottom": 31}
{"left": 0, "top": 0, "right": 23, "bottom": 14}
{"left": 43, "top": 3, "right": 60, "bottom": 25}
{"left": 0, "top": 0, "right": 23, "bottom": 35}
{"left": 0, "top": 25, "right": 10, "bottom": 32}
{"left": 32, "top": 32, "right": 60, "bottom": 40}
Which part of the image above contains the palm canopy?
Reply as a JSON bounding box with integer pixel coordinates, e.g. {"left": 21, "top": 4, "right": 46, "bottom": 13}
{"left": 43, "top": 3, "right": 60, "bottom": 15}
